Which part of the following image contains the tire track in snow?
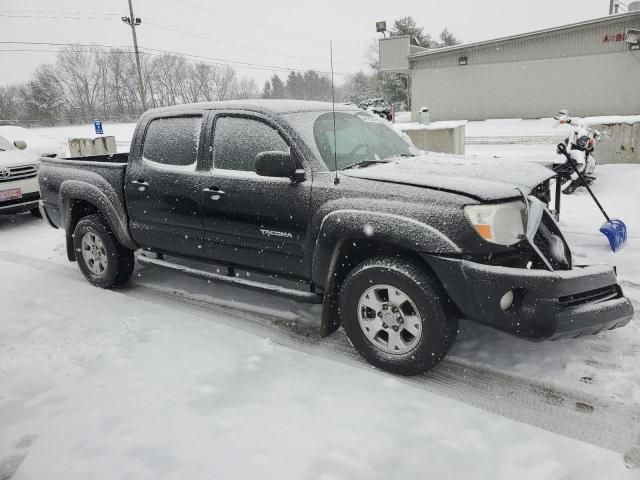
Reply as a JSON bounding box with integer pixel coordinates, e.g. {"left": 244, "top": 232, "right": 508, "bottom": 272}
{"left": 1, "top": 251, "right": 639, "bottom": 454}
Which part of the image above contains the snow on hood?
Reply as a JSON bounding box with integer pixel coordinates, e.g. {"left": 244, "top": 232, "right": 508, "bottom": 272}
{"left": 341, "top": 152, "right": 555, "bottom": 201}
{"left": 0, "top": 149, "right": 42, "bottom": 168}
{"left": 0, "top": 126, "right": 60, "bottom": 157}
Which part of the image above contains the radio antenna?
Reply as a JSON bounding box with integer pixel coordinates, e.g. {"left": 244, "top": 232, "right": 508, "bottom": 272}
{"left": 330, "top": 40, "right": 339, "bottom": 185}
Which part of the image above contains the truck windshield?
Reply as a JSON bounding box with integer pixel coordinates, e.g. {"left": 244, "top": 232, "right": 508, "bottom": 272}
{"left": 284, "top": 111, "right": 418, "bottom": 171}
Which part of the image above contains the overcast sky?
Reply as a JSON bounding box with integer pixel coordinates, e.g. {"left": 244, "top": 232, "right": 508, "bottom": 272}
{"left": 0, "top": 0, "right": 622, "bottom": 87}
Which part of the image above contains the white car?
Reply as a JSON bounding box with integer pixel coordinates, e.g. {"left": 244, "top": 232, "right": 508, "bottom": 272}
{"left": 0, "top": 124, "right": 63, "bottom": 158}
{"left": 0, "top": 134, "right": 42, "bottom": 217}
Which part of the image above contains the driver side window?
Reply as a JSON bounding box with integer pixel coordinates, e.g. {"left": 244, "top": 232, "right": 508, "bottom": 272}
{"left": 213, "top": 116, "right": 288, "bottom": 171}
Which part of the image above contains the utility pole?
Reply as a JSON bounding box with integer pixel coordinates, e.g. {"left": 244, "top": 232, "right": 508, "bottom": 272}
{"left": 609, "top": 0, "right": 615, "bottom": 14}
{"left": 122, "top": 0, "right": 147, "bottom": 111}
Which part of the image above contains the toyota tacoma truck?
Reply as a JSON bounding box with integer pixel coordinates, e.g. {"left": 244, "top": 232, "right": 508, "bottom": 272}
{"left": 38, "top": 100, "right": 634, "bottom": 375}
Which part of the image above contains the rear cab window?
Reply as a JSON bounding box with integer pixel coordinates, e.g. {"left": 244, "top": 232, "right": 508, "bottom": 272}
{"left": 142, "top": 116, "right": 202, "bottom": 169}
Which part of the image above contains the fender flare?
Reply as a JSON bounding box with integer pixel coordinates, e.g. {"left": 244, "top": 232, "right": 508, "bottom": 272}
{"left": 312, "top": 210, "right": 461, "bottom": 337}
{"left": 60, "top": 180, "right": 138, "bottom": 259}
{"left": 312, "top": 209, "right": 461, "bottom": 288}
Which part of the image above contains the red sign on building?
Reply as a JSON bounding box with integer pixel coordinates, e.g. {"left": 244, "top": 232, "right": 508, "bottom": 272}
{"left": 603, "top": 32, "right": 625, "bottom": 42}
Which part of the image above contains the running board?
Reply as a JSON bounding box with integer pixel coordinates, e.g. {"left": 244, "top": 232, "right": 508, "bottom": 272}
{"left": 136, "top": 254, "right": 323, "bottom": 304}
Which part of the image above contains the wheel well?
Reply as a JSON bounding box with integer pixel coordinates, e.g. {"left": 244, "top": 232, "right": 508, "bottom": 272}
{"left": 66, "top": 199, "right": 100, "bottom": 261}
{"left": 320, "top": 237, "right": 440, "bottom": 337}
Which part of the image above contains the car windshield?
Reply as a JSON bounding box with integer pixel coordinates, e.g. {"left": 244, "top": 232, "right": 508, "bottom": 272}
{"left": 284, "top": 110, "right": 418, "bottom": 171}
{"left": 0, "top": 134, "right": 14, "bottom": 152}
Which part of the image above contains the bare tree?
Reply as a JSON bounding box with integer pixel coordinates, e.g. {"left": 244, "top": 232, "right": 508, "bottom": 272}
{"left": 235, "top": 77, "right": 258, "bottom": 99}
{"left": 3, "top": 45, "right": 266, "bottom": 125}
{"left": 213, "top": 66, "right": 237, "bottom": 101}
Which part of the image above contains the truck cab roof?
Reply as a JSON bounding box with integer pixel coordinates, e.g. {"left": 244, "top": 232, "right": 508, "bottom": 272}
{"left": 146, "top": 99, "right": 360, "bottom": 116}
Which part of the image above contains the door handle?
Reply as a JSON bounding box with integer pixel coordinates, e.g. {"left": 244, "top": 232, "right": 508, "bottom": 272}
{"left": 131, "top": 179, "right": 149, "bottom": 191}
{"left": 203, "top": 187, "right": 226, "bottom": 200}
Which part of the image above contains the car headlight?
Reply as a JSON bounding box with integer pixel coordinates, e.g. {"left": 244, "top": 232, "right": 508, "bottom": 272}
{"left": 464, "top": 200, "right": 526, "bottom": 246}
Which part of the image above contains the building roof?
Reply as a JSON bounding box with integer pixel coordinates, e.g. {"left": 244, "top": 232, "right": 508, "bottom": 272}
{"left": 408, "top": 10, "right": 640, "bottom": 59}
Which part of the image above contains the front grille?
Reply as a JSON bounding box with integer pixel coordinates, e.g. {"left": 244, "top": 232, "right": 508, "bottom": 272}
{"left": 0, "top": 165, "right": 38, "bottom": 183}
{"left": 530, "top": 210, "right": 572, "bottom": 271}
{"left": 559, "top": 285, "right": 620, "bottom": 309}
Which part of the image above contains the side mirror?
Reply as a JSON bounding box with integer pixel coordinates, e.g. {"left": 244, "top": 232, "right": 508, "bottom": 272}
{"left": 14, "top": 140, "right": 27, "bottom": 150}
{"left": 255, "top": 151, "right": 302, "bottom": 180}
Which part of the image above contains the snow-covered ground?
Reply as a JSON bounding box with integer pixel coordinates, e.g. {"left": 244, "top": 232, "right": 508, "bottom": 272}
{"left": 1, "top": 121, "right": 639, "bottom": 478}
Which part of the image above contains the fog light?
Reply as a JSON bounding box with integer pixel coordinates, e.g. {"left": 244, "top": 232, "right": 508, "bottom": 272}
{"left": 500, "top": 290, "right": 514, "bottom": 311}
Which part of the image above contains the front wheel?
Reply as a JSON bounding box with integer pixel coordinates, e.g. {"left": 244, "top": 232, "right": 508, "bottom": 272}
{"left": 339, "top": 257, "right": 458, "bottom": 376}
{"left": 73, "top": 214, "right": 135, "bottom": 288}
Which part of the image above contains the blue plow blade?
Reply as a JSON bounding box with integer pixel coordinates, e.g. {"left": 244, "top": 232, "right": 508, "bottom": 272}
{"left": 599, "top": 219, "right": 627, "bottom": 252}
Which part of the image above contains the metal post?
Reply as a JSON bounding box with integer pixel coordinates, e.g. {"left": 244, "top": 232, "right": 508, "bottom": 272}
{"left": 610, "top": 0, "right": 615, "bottom": 14}
{"left": 127, "top": 0, "right": 147, "bottom": 111}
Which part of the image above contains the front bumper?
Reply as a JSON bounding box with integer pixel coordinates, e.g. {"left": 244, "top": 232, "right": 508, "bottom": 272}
{"left": 424, "top": 255, "right": 634, "bottom": 340}
{"left": 0, "top": 191, "right": 40, "bottom": 215}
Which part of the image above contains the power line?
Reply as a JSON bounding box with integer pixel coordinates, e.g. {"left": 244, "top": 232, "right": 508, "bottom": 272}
{"left": 0, "top": 10, "right": 122, "bottom": 16}
{"left": 151, "top": 0, "right": 364, "bottom": 49}
{"left": 152, "top": 0, "right": 328, "bottom": 45}
{"left": 0, "top": 13, "right": 117, "bottom": 20}
{"left": 0, "top": 42, "right": 351, "bottom": 75}
{"left": 144, "top": 20, "right": 363, "bottom": 67}
{"left": 0, "top": 8, "right": 367, "bottom": 69}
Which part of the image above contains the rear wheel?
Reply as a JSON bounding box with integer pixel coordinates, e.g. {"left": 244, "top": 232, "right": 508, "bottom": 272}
{"left": 339, "top": 257, "right": 458, "bottom": 376}
{"left": 73, "top": 214, "right": 134, "bottom": 288}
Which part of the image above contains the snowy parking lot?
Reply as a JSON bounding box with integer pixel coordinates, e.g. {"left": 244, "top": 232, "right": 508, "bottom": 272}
{"left": 1, "top": 122, "right": 639, "bottom": 479}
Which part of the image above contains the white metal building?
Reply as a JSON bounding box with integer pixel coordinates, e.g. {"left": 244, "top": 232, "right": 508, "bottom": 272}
{"left": 379, "top": 11, "right": 640, "bottom": 121}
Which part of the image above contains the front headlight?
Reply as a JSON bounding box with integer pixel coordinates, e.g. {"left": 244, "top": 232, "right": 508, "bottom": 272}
{"left": 464, "top": 200, "right": 526, "bottom": 246}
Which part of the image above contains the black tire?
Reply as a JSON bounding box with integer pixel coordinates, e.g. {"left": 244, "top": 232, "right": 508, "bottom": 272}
{"left": 339, "top": 257, "right": 458, "bottom": 376}
{"left": 30, "top": 207, "right": 42, "bottom": 218}
{"left": 73, "top": 214, "right": 135, "bottom": 288}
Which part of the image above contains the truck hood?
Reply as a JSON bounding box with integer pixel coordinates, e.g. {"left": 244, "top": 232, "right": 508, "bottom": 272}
{"left": 0, "top": 150, "right": 42, "bottom": 168}
{"left": 0, "top": 125, "right": 61, "bottom": 157}
{"left": 340, "top": 153, "right": 555, "bottom": 201}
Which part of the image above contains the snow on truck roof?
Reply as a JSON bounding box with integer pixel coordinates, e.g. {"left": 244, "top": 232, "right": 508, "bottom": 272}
{"left": 147, "top": 100, "right": 360, "bottom": 116}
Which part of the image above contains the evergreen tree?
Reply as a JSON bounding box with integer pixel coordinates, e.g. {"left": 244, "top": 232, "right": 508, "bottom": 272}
{"left": 285, "top": 71, "right": 305, "bottom": 99}
{"left": 270, "top": 74, "right": 286, "bottom": 98}
{"left": 262, "top": 81, "right": 272, "bottom": 99}
{"left": 390, "top": 16, "right": 433, "bottom": 48}
{"left": 439, "top": 28, "right": 460, "bottom": 47}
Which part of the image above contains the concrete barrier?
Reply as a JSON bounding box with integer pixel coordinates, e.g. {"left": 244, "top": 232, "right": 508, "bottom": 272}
{"left": 588, "top": 119, "right": 640, "bottom": 164}
{"left": 68, "top": 136, "right": 117, "bottom": 157}
{"left": 396, "top": 121, "right": 466, "bottom": 155}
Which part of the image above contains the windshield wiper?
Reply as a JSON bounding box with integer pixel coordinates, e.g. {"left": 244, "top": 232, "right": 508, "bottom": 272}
{"left": 341, "top": 159, "right": 390, "bottom": 171}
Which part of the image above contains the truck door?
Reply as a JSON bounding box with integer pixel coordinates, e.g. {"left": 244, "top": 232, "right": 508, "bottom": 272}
{"left": 125, "top": 114, "right": 208, "bottom": 257}
{"left": 201, "top": 113, "right": 311, "bottom": 278}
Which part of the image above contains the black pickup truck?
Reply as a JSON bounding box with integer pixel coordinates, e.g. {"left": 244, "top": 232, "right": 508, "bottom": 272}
{"left": 38, "top": 100, "right": 633, "bottom": 375}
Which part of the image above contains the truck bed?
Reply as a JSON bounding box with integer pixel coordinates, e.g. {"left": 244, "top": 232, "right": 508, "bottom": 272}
{"left": 38, "top": 155, "right": 129, "bottom": 232}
